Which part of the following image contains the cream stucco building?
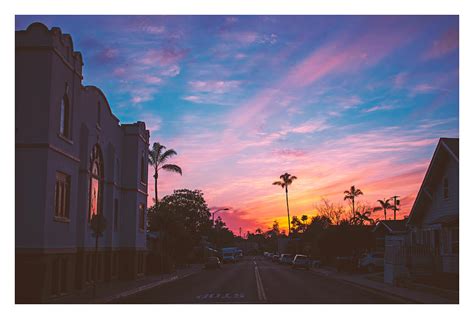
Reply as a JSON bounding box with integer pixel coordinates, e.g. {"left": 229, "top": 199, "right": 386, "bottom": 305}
{"left": 16, "top": 22, "right": 150, "bottom": 302}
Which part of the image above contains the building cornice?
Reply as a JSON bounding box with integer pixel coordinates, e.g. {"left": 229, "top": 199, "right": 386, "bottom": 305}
{"left": 16, "top": 142, "right": 80, "bottom": 163}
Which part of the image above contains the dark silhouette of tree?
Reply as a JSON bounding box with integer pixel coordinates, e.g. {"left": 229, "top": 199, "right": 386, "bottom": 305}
{"left": 148, "top": 142, "right": 182, "bottom": 203}
{"left": 344, "top": 185, "right": 364, "bottom": 218}
{"left": 273, "top": 172, "right": 297, "bottom": 236}
{"left": 315, "top": 198, "right": 346, "bottom": 225}
{"left": 301, "top": 215, "right": 308, "bottom": 231}
{"left": 349, "top": 210, "right": 375, "bottom": 226}
{"left": 290, "top": 215, "right": 304, "bottom": 234}
{"left": 373, "top": 198, "right": 393, "bottom": 220}
{"left": 147, "top": 189, "right": 212, "bottom": 266}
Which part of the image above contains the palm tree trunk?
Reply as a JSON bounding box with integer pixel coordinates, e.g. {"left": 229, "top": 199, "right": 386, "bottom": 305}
{"left": 154, "top": 167, "right": 158, "bottom": 204}
{"left": 285, "top": 186, "right": 290, "bottom": 236}
{"left": 352, "top": 197, "right": 355, "bottom": 217}
{"left": 384, "top": 208, "right": 387, "bottom": 220}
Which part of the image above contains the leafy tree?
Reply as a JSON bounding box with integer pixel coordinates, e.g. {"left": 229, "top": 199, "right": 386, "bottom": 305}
{"left": 147, "top": 189, "right": 212, "bottom": 264}
{"left": 373, "top": 198, "right": 393, "bottom": 220}
{"left": 301, "top": 215, "right": 308, "bottom": 231}
{"left": 210, "top": 216, "right": 235, "bottom": 248}
{"left": 343, "top": 185, "right": 364, "bottom": 218}
{"left": 273, "top": 172, "right": 298, "bottom": 236}
{"left": 290, "top": 215, "right": 303, "bottom": 234}
{"left": 148, "top": 142, "right": 182, "bottom": 203}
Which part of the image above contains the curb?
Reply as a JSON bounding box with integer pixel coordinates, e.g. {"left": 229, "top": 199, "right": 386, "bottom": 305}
{"left": 337, "top": 277, "right": 420, "bottom": 304}
{"left": 98, "top": 268, "right": 201, "bottom": 303}
{"left": 310, "top": 268, "right": 419, "bottom": 304}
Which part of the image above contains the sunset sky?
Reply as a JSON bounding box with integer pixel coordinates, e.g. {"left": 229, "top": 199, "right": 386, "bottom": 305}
{"left": 15, "top": 15, "right": 459, "bottom": 235}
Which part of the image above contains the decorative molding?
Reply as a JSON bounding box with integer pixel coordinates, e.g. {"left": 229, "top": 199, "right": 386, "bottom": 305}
{"left": 16, "top": 142, "right": 80, "bottom": 163}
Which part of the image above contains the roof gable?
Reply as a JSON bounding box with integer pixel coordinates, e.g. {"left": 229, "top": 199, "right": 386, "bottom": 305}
{"left": 407, "top": 137, "right": 459, "bottom": 225}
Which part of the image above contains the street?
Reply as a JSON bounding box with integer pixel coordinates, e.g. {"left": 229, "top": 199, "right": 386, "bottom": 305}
{"left": 116, "top": 256, "right": 404, "bottom": 304}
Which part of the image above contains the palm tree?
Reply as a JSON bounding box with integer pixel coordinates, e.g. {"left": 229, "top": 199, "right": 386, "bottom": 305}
{"left": 148, "top": 142, "right": 182, "bottom": 203}
{"left": 350, "top": 211, "right": 374, "bottom": 225}
{"left": 343, "top": 185, "right": 364, "bottom": 218}
{"left": 301, "top": 214, "right": 308, "bottom": 231}
{"left": 373, "top": 198, "right": 393, "bottom": 220}
{"left": 273, "top": 172, "right": 297, "bottom": 236}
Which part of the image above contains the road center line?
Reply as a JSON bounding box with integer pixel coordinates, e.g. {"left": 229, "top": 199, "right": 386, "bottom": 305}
{"left": 254, "top": 266, "right": 267, "bottom": 302}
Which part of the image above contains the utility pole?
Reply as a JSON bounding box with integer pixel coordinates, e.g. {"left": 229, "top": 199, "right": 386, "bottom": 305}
{"left": 392, "top": 196, "right": 400, "bottom": 220}
{"left": 239, "top": 227, "right": 242, "bottom": 238}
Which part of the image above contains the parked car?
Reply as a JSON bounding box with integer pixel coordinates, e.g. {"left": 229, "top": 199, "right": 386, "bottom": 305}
{"left": 235, "top": 250, "right": 244, "bottom": 261}
{"left": 204, "top": 257, "right": 221, "bottom": 269}
{"left": 222, "top": 251, "right": 236, "bottom": 263}
{"left": 279, "top": 254, "right": 294, "bottom": 265}
{"left": 292, "top": 254, "right": 311, "bottom": 270}
{"left": 358, "top": 252, "right": 384, "bottom": 272}
{"left": 272, "top": 254, "right": 280, "bottom": 262}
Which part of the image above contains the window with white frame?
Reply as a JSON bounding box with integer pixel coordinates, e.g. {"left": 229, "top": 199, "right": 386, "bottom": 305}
{"left": 54, "top": 172, "right": 70, "bottom": 219}
{"left": 59, "top": 95, "right": 70, "bottom": 138}
{"left": 138, "top": 203, "right": 145, "bottom": 231}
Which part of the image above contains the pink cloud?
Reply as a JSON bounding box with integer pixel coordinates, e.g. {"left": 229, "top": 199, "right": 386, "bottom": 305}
{"left": 130, "top": 87, "right": 158, "bottom": 104}
{"left": 393, "top": 72, "right": 408, "bottom": 88}
{"left": 113, "top": 67, "right": 126, "bottom": 76}
{"left": 189, "top": 80, "right": 241, "bottom": 93}
{"left": 222, "top": 31, "right": 258, "bottom": 44}
{"left": 412, "top": 83, "right": 437, "bottom": 94}
{"left": 141, "top": 48, "right": 187, "bottom": 66}
{"left": 422, "top": 28, "right": 458, "bottom": 61}
{"left": 143, "top": 75, "right": 162, "bottom": 84}
{"left": 289, "top": 119, "right": 330, "bottom": 134}
{"left": 273, "top": 149, "right": 307, "bottom": 158}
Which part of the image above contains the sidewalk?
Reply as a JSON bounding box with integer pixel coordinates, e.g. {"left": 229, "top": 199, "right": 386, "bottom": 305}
{"left": 49, "top": 264, "right": 203, "bottom": 304}
{"left": 312, "top": 266, "right": 458, "bottom": 304}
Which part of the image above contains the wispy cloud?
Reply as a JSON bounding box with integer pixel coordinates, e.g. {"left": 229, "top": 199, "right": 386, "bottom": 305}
{"left": 363, "top": 104, "right": 396, "bottom": 113}
{"left": 140, "top": 48, "right": 188, "bottom": 66}
{"left": 189, "top": 80, "right": 242, "bottom": 93}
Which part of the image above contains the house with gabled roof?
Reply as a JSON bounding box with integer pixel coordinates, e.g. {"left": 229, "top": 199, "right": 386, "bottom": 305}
{"left": 406, "top": 137, "right": 459, "bottom": 274}
{"left": 372, "top": 219, "right": 408, "bottom": 252}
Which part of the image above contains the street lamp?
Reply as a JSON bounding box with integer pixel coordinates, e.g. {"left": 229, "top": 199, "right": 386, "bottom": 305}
{"left": 211, "top": 207, "right": 230, "bottom": 226}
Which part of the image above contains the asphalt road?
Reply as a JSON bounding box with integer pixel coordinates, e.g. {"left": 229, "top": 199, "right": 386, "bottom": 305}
{"left": 117, "top": 256, "right": 403, "bottom": 304}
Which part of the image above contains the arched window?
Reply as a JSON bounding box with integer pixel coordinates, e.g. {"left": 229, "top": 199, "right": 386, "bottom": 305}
{"left": 59, "top": 95, "right": 70, "bottom": 138}
{"left": 88, "top": 144, "right": 103, "bottom": 222}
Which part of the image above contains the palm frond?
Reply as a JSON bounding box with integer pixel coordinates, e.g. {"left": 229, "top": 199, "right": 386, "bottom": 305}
{"left": 272, "top": 181, "right": 285, "bottom": 188}
{"left": 159, "top": 149, "right": 178, "bottom": 165}
{"left": 148, "top": 142, "right": 165, "bottom": 165}
{"left": 161, "top": 164, "right": 182, "bottom": 175}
